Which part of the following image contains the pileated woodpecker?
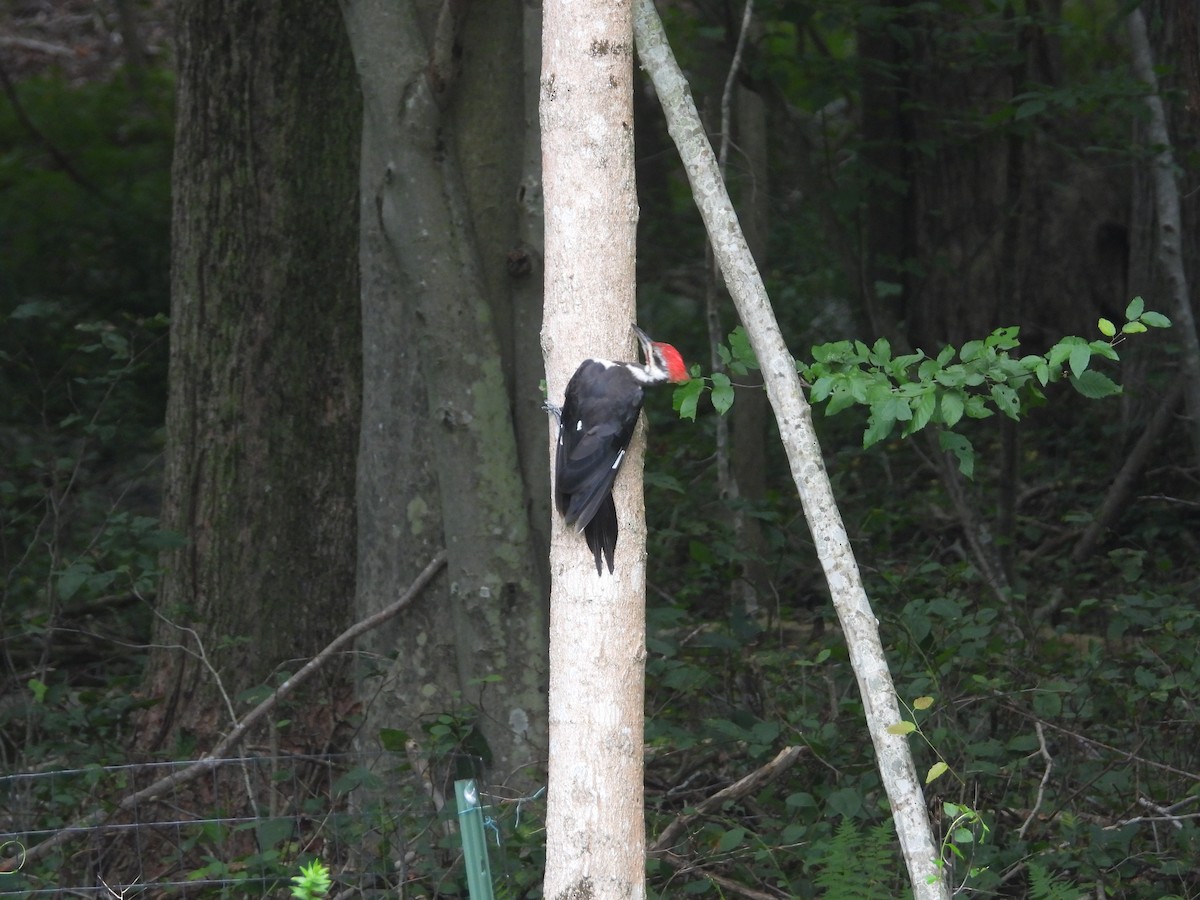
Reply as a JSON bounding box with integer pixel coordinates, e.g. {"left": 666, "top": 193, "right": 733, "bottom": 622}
{"left": 550, "top": 325, "right": 689, "bottom": 575}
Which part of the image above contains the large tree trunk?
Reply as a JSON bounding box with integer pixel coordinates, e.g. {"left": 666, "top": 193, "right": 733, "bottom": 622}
{"left": 139, "top": 0, "right": 361, "bottom": 751}
{"left": 540, "top": 0, "right": 646, "bottom": 896}
{"left": 342, "top": 0, "right": 549, "bottom": 789}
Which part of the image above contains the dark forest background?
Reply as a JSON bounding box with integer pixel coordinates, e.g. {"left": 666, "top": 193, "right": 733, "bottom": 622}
{"left": 2, "top": 1, "right": 1199, "bottom": 897}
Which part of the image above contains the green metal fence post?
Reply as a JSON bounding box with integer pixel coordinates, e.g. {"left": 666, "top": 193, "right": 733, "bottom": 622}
{"left": 454, "top": 778, "right": 495, "bottom": 899}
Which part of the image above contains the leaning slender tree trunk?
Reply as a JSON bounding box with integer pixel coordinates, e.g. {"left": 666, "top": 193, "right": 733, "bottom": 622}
{"left": 540, "top": 0, "right": 646, "bottom": 896}
{"left": 633, "top": 3, "right": 948, "bottom": 896}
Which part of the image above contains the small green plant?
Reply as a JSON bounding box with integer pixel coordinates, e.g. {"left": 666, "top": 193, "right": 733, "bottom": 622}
{"left": 933, "top": 802, "right": 991, "bottom": 889}
{"left": 886, "top": 695, "right": 954, "bottom": 786}
{"left": 1026, "top": 860, "right": 1086, "bottom": 900}
{"left": 811, "top": 818, "right": 900, "bottom": 900}
{"left": 290, "top": 859, "right": 332, "bottom": 899}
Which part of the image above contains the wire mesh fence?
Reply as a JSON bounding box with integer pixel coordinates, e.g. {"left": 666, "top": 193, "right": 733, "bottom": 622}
{"left": 0, "top": 750, "right": 459, "bottom": 898}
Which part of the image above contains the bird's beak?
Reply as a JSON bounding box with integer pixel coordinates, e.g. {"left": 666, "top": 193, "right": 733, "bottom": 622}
{"left": 632, "top": 324, "right": 653, "bottom": 361}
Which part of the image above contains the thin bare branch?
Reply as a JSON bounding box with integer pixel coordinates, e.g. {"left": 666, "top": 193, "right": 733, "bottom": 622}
{"left": 1018, "top": 722, "right": 1052, "bottom": 840}
{"left": 650, "top": 745, "right": 803, "bottom": 854}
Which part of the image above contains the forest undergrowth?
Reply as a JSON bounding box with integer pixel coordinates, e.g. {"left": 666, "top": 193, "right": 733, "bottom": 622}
{"left": 3, "top": 43, "right": 1199, "bottom": 900}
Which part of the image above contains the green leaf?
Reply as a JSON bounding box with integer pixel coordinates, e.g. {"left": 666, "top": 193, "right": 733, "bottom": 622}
{"left": 1139, "top": 310, "right": 1171, "bottom": 328}
{"left": 887, "top": 720, "right": 917, "bottom": 735}
{"left": 939, "top": 431, "right": 975, "bottom": 479}
{"left": 825, "top": 787, "right": 863, "bottom": 819}
{"left": 1124, "top": 296, "right": 1145, "bottom": 321}
{"left": 727, "top": 327, "right": 758, "bottom": 369}
{"left": 892, "top": 351, "right": 925, "bottom": 374}
{"left": 1097, "top": 318, "right": 1116, "bottom": 338}
{"left": 1070, "top": 370, "right": 1121, "bottom": 399}
{"left": 377, "top": 728, "right": 409, "bottom": 751}
{"left": 926, "top": 761, "right": 949, "bottom": 784}
{"left": 1015, "top": 97, "right": 1046, "bottom": 119}
{"left": 28, "top": 678, "right": 48, "bottom": 703}
{"left": 990, "top": 383, "right": 1020, "bottom": 420}
{"left": 985, "top": 325, "right": 1020, "bottom": 349}
{"left": 875, "top": 279, "right": 903, "bottom": 298}
{"left": 333, "top": 766, "right": 385, "bottom": 796}
{"left": 1068, "top": 344, "right": 1091, "bottom": 379}
{"left": 716, "top": 826, "right": 746, "bottom": 853}
{"left": 1047, "top": 338, "right": 1077, "bottom": 369}
{"left": 907, "top": 391, "right": 937, "bottom": 434}
{"left": 1121, "top": 321, "right": 1147, "bottom": 335}
{"left": 940, "top": 392, "right": 965, "bottom": 428}
{"left": 57, "top": 563, "right": 92, "bottom": 601}
{"left": 644, "top": 472, "right": 685, "bottom": 493}
{"left": 869, "top": 337, "right": 892, "bottom": 366}
{"left": 965, "top": 394, "right": 993, "bottom": 419}
{"left": 935, "top": 367, "right": 965, "bottom": 388}
{"left": 786, "top": 791, "right": 816, "bottom": 810}
{"left": 913, "top": 696, "right": 935, "bottom": 710}
{"left": 10, "top": 299, "right": 60, "bottom": 320}
{"left": 1033, "top": 359, "right": 1051, "bottom": 386}
{"left": 710, "top": 372, "right": 735, "bottom": 415}
{"left": 673, "top": 379, "right": 704, "bottom": 421}
{"left": 825, "top": 385, "right": 857, "bottom": 417}
{"left": 256, "top": 817, "right": 294, "bottom": 849}
{"left": 863, "top": 408, "right": 896, "bottom": 449}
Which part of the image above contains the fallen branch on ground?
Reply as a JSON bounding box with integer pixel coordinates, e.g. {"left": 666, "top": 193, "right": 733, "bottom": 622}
{"left": 649, "top": 745, "right": 804, "bottom": 855}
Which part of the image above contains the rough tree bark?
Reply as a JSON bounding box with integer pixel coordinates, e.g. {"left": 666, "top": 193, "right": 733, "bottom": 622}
{"left": 139, "top": 0, "right": 361, "bottom": 752}
{"left": 342, "top": 0, "right": 548, "bottom": 786}
{"left": 633, "top": 2, "right": 949, "bottom": 896}
{"left": 540, "top": 0, "right": 646, "bottom": 895}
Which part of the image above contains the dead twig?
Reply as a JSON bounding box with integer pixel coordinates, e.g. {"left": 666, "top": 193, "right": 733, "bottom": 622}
{"left": 1018, "top": 722, "right": 1052, "bottom": 840}
{"left": 650, "top": 745, "right": 804, "bottom": 855}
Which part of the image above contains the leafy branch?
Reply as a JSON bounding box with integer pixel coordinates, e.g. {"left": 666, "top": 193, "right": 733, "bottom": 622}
{"left": 676, "top": 298, "right": 1171, "bottom": 477}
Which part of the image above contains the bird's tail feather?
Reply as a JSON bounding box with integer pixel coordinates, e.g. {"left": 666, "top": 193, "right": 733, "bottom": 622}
{"left": 583, "top": 495, "right": 618, "bottom": 575}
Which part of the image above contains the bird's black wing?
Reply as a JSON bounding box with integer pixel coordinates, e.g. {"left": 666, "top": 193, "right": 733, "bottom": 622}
{"left": 554, "top": 361, "right": 645, "bottom": 572}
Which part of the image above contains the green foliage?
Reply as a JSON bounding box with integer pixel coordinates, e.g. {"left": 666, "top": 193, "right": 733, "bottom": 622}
{"left": 810, "top": 819, "right": 905, "bottom": 900}
{"left": 0, "top": 66, "right": 173, "bottom": 772}
{"left": 887, "top": 695, "right": 954, "bottom": 786}
{"left": 680, "top": 306, "right": 1168, "bottom": 478}
{"left": 290, "top": 858, "right": 332, "bottom": 899}
{"left": 935, "top": 802, "right": 991, "bottom": 888}
{"left": 0, "top": 71, "right": 173, "bottom": 318}
{"left": 1026, "top": 860, "right": 1086, "bottom": 900}
{"left": 645, "top": 344, "right": 1200, "bottom": 898}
